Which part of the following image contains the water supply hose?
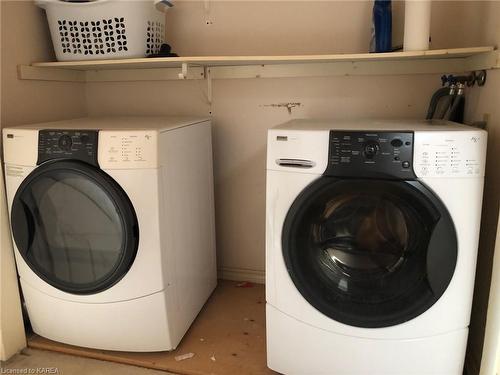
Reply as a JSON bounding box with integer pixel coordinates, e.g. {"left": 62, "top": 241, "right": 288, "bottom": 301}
{"left": 426, "top": 87, "right": 451, "bottom": 119}
{"left": 445, "top": 84, "right": 465, "bottom": 122}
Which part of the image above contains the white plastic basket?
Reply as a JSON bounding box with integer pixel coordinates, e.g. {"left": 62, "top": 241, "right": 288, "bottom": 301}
{"left": 35, "top": 0, "right": 172, "bottom": 61}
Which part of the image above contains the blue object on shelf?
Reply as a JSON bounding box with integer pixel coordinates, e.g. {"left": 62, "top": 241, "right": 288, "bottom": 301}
{"left": 370, "top": 0, "right": 392, "bottom": 53}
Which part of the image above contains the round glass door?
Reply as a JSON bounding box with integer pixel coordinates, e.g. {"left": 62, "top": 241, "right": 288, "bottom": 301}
{"left": 11, "top": 160, "right": 139, "bottom": 295}
{"left": 282, "top": 178, "right": 457, "bottom": 328}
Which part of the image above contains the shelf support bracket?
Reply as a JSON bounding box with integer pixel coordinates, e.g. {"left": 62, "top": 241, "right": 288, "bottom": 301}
{"left": 206, "top": 67, "right": 213, "bottom": 107}
{"left": 178, "top": 62, "right": 189, "bottom": 79}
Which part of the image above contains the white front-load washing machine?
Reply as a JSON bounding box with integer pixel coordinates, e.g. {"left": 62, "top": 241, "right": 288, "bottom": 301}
{"left": 266, "top": 119, "right": 487, "bottom": 374}
{"left": 3, "top": 116, "right": 217, "bottom": 352}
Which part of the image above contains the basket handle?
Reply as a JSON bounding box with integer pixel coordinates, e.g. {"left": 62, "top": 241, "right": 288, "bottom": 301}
{"left": 35, "top": 0, "right": 111, "bottom": 9}
{"left": 35, "top": 0, "right": 171, "bottom": 11}
{"left": 155, "top": 0, "right": 173, "bottom": 13}
{"left": 35, "top": 0, "right": 55, "bottom": 8}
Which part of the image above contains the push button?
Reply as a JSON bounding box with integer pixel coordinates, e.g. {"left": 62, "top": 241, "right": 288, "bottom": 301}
{"left": 402, "top": 161, "right": 410, "bottom": 168}
{"left": 80, "top": 135, "right": 90, "bottom": 144}
{"left": 391, "top": 139, "right": 403, "bottom": 147}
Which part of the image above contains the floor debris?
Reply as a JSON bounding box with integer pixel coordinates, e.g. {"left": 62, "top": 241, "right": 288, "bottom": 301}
{"left": 174, "top": 353, "right": 195, "bottom": 362}
{"left": 210, "top": 354, "right": 216, "bottom": 362}
{"left": 236, "top": 281, "right": 254, "bottom": 288}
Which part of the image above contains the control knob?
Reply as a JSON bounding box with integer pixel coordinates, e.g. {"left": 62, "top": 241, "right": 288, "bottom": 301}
{"left": 363, "top": 141, "right": 380, "bottom": 159}
{"left": 58, "top": 135, "right": 73, "bottom": 151}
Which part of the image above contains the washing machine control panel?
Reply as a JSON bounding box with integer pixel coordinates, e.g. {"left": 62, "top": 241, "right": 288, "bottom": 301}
{"left": 413, "top": 131, "right": 487, "bottom": 177}
{"left": 38, "top": 130, "right": 98, "bottom": 166}
{"left": 325, "top": 131, "right": 416, "bottom": 179}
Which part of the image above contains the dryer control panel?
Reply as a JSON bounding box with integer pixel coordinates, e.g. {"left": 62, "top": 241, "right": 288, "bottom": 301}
{"left": 325, "top": 131, "right": 416, "bottom": 179}
{"left": 38, "top": 130, "right": 98, "bottom": 166}
{"left": 98, "top": 130, "right": 158, "bottom": 169}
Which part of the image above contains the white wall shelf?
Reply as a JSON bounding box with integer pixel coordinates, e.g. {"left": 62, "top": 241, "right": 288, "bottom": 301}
{"left": 18, "top": 46, "right": 499, "bottom": 83}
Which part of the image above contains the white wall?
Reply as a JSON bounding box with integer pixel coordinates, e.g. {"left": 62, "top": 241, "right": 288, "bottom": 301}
{"left": 165, "top": 0, "right": 491, "bottom": 55}
{"left": 0, "top": 1, "right": 87, "bottom": 127}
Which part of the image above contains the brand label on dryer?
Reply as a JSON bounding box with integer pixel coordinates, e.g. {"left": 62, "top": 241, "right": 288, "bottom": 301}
{"left": 5, "top": 165, "right": 28, "bottom": 177}
{"left": 98, "top": 130, "right": 158, "bottom": 169}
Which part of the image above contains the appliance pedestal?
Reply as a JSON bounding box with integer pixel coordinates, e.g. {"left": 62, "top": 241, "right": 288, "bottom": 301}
{"left": 266, "top": 304, "right": 468, "bottom": 375}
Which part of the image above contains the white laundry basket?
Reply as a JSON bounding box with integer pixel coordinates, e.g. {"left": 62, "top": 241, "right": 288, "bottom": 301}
{"left": 35, "top": 0, "right": 173, "bottom": 61}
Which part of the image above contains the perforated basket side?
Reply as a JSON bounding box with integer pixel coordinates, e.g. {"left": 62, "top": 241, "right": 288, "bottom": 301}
{"left": 146, "top": 20, "right": 165, "bottom": 55}
{"left": 56, "top": 17, "right": 131, "bottom": 57}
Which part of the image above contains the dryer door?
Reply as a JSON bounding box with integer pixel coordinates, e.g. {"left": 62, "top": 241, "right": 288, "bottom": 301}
{"left": 11, "top": 160, "right": 139, "bottom": 295}
{"left": 282, "top": 177, "right": 457, "bottom": 328}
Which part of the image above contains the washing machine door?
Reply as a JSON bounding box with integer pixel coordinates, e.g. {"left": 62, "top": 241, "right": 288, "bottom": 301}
{"left": 282, "top": 177, "right": 457, "bottom": 328}
{"left": 11, "top": 160, "right": 139, "bottom": 295}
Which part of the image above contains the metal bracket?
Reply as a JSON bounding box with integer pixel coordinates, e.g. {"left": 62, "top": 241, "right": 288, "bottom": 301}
{"left": 440, "top": 70, "right": 487, "bottom": 87}
{"left": 206, "top": 67, "right": 213, "bottom": 109}
{"left": 178, "top": 62, "right": 188, "bottom": 79}
{"left": 475, "top": 70, "right": 487, "bottom": 86}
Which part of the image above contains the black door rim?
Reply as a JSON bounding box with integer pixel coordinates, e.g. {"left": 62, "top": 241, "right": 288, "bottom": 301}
{"left": 282, "top": 177, "right": 457, "bottom": 328}
{"left": 11, "top": 160, "right": 139, "bottom": 295}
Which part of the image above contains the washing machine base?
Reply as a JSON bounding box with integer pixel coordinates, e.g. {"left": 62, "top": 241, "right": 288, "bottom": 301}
{"left": 23, "top": 281, "right": 174, "bottom": 352}
{"left": 266, "top": 304, "right": 468, "bottom": 375}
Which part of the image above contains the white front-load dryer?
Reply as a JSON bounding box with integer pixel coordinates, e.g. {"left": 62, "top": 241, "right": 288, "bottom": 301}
{"left": 266, "top": 119, "right": 487, "bottom": 374}
{"left": 3, "top": 116, "right": 217, "bottom": 352}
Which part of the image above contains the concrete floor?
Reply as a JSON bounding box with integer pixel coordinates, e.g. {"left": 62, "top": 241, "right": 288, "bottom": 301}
{"left": 2, "top": 348, "right": 176, "bottom": 375}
